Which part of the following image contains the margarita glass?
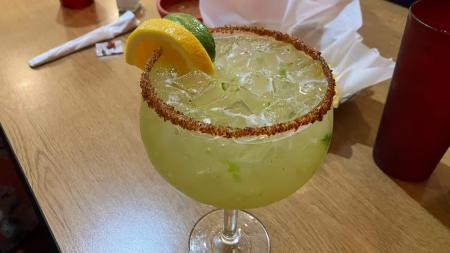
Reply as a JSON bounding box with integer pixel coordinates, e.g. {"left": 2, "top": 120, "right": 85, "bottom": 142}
{"left": 140, "top": 27, "right": 335, "bottom": 252}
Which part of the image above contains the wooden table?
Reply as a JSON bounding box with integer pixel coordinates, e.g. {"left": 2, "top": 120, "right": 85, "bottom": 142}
{"left": 1, "top": 0, "right": 449, "bottom": 252}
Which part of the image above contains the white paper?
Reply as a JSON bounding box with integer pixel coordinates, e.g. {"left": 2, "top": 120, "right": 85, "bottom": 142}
{"left": 95, "top": 40, "right": 123, "bottom": 57}
{"left": 200, "top": 0, "right": 395, "bottom": 102}
{"left": 28, "top": 11, "right": 139, "bottom": 68}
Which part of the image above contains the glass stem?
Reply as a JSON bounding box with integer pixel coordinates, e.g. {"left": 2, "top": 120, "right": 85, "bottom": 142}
{"left": 222, "top": 209, "right": 239, "bottom": 244}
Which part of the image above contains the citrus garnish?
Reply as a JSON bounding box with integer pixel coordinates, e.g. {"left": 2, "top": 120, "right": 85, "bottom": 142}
{"left": 125, "top": 18, "right": 214, "bottom": 75}
{"left": 165, "top": 13, "right": 216, "bottom": 61}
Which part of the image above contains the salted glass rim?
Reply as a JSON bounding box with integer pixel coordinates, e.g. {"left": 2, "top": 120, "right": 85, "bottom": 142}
{"left": 140, "top": 26, "right": 336, "bottom": 139}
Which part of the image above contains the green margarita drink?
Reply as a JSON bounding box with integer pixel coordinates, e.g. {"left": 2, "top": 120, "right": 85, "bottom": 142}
{"left": 128, "top": 17, "right": 335, "bottom": 251}
{"left": 140, "top": 30, "right": 333, "bottom": 209}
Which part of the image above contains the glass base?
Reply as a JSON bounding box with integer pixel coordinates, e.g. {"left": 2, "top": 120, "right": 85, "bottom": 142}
{"left": 189, "top": 209, "right": 270, "bottom": 253}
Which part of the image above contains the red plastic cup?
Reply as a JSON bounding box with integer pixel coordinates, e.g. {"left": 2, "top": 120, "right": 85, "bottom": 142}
{"left": 60, "top": 0, "right": 94, "bottom": 9}
{"left": 373, "top": 0, "right": 450, "bottom": 181}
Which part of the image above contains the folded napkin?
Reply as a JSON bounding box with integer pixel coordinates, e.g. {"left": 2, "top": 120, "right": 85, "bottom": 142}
{"left": 28, "top": 11, "right": 139, "bottom": 68}
{"left": 200, "top": 0, "right": 395, "bottom": 102}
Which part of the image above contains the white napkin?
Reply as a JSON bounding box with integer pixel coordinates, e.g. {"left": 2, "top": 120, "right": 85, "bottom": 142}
{"left": 200, "top": 0, "right": 395, "bottom": 102}
{"left": 28, "top": 11, "right": 139, "bottom": 68}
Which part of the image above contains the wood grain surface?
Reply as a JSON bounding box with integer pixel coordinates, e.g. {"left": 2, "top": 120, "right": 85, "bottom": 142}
{"left": 1, "top": 0, "right": 449, "bottom": 252}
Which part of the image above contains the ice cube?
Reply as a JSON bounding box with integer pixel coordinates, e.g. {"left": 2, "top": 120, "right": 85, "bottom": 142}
{"left": 192, "top": 83, "right": 227, "bottom": 107}
{"left": 261, "top": 98, "right": 299, "bottom": 125}
{"left": 200, "top": 106, "right": 249, "bottom": 128}
{"left": 237, "top": 87, "right": 271, "bottom": 115}
{"left": 148, "top": 67, "right": 177, "bottom": 89}
{"left": 172, "top": 70, "right": 212, "bottom": 96}
{"left": 299, "top": 80, "right": 327, "bottom": 95}
{"left": 153, "top": 83, "right": 190, "bottom": 105}
{"left": 241, "top": 71, "right": 274, "bottom": 99}
{"left": 248, "top": 50, "right": 278, "bottom": 73}
{"left": 221, "top": 81, "right": 240, "bottom": 92}
{"left": 273, "top": 76, "right": 299, "bottom": 99}
{"left": 223, "top": 101, "right": 259, "bottom": 128}
{"left": 294, "top": 61, "right": 326, "bottom": 83}
{"left": 225, "top": 100, "right": 253, "bottom": 116}
{"left": 274, "top": 45, "right": 298, "bottom": 64}
{"left": 250, "top": 38, "right": 271, "bottom": 52}
{"left": 229, "top": 53, "right": 251, "bottom": 70}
